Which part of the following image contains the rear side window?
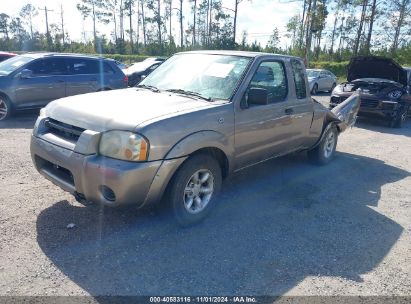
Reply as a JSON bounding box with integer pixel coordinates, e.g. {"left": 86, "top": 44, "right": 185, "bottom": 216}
{"left": 103, "top": 62, "right": 115, "bottom": 74}
{"left": 67, "top": 58, "right": 100, "bottom": 75}
{"left": 291, "top": 59, "right": 307, "bottom": 99}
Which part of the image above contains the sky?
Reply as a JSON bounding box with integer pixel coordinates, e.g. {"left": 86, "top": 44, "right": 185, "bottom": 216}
{"left": 1, "top": 0, "right": 305, "bottom": 47}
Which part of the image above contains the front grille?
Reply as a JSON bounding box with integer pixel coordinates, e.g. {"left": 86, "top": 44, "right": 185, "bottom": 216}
{"left": 330, "top": 96, "right": 348, "bottom": 104}
{"left": 361, "top": 99, "right": 379, "bottom": 108}
{"left": 35, "top": 156, "right": 74, "bottom": 186}
{"left": 45, "top": 118, "right": 85, "bottom": 142}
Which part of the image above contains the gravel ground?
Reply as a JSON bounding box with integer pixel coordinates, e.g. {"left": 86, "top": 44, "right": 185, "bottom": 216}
{"left": 0, "top": 95, "right": 410, "bottom": 297}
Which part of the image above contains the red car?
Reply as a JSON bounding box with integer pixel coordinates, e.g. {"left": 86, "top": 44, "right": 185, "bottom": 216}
{"left": 0, "top": 52, "right": 17, "bottom": 63}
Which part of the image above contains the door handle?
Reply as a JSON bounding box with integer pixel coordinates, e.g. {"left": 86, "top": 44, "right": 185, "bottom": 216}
{"left": 56, "top": 79, "right": 65, "bottom": 83}
{"left": 285, "top": 108, "right": 294, "bottom": 115}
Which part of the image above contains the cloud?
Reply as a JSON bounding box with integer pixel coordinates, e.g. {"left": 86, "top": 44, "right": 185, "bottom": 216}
{"left": 233, "top": 0, "right": 302, "bottom": 46}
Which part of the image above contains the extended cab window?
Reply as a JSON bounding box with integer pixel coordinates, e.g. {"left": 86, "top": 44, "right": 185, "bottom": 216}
{"left": 291, "top": 59, "right": 307, "bottom": 99}
{"left": 248, "top": 61, "right": 288, "bottom": 103}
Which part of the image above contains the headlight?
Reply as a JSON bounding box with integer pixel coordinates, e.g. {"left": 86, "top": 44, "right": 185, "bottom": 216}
{"left": 39, "top": 107, "right": 47, "bottom": 118}
{"left": 387, "top": 90, "right": 403, "bottom": 99}
{"left": 99, "top": 131, "right": 149, "bottom": 162}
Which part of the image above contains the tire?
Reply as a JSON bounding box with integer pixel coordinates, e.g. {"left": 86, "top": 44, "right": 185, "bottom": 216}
{"left": 166, "top": 154, "right": 222, "bottom": 226}
{"left": 0, "top": 95, "right": 13, "bottom": 121}
{"left": 311, "top": 83, "right": 318, "bottom": 95}
{"left": 308, "top": 126, "right": 338, "bottom": 165}
{"left": 389, "top": 106, "right": 408, "bottom": 128}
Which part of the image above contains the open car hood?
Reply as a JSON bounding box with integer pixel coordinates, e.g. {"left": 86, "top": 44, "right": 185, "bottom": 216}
{"left": 347, "top": 56, "right": 407, "bottom": 86}
{"left": 331, "top": 92, "right": 361, "bottom": 131}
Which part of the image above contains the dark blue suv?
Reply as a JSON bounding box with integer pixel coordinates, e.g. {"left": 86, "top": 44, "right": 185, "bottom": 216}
{"left": 0, "top": 53, "right": 128, "bottom": 120}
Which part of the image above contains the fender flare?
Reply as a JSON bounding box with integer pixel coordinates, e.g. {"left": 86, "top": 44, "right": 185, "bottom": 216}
{"left": 309, "top": 120, "right": 340, "bottom": 150}
{"left": 141, "top": 131, "right": 234, "bottom": 208}
{"left": 164, "top": 130, "right": 234, "bottom": 165}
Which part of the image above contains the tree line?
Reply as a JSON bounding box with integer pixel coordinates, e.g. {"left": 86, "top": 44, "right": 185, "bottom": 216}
{"left": 0, "top": 0, "right": 411, "bottom": 65}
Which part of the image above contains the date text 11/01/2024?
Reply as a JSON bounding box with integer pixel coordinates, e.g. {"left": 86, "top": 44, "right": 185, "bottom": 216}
{"left": 149, "top": 296, "right": 258, "bottom": 303}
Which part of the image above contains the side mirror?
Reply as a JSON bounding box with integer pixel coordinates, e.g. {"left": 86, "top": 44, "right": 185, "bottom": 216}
{"left": 20, "top": 69, "right": 33, "bottom": 79}
{"left": 247, "top": 88, "right": 269, "bottom": 107}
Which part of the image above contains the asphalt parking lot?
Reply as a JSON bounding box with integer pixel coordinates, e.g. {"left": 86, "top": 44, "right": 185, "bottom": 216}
{"left": 0, "top": 94, "right": 410, "bottom": 297}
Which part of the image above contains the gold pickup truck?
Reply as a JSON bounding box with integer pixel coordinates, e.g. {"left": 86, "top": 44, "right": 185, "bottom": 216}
{"left": 31, "top": 51, "right": 360, "bottom": 226}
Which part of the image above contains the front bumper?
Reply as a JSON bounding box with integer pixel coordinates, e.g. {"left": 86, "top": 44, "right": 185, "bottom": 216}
{"left": 330, "top": 95, "right": 400, "bottom": 118}
{"left": 31, "top": 135, "right": 185, "bottom": 208}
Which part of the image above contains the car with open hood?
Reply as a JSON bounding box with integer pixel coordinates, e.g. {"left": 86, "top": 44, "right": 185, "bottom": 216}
{"left": 330, "top": 56, "right": 410, "bottom": 128}
{"left": 30, "top": 51, "right": 360, "bottom": 226}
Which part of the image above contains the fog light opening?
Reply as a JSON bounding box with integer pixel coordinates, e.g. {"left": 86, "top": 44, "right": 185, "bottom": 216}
{"left": 100, "top": 186, "right": 116, "bottom": 202}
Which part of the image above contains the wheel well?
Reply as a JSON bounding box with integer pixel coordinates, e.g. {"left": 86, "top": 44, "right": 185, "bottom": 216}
{"left": 191, "top": 147, "right": 229, "bottom": 179}
{"left": 0, "top": 91, "right": 10, "bottom": 100}
{"left": 325, "top": 121, "right": 341, "bottom": 134}
{"left": 159, "top": 147, "right": 230, "bottom": 206}
{"left": 97, "top": 87, "right": 111, "bottom": 92}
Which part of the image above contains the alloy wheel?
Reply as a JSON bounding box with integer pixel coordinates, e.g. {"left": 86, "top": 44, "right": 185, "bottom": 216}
{"left": 183, "top": 169, "right": 214, "bottom": 214}
{"left": 323, "top": 131, "right": 336, "bottom": 158}
{"left": 0, "top": 99, "right": 8, "bottom": 121}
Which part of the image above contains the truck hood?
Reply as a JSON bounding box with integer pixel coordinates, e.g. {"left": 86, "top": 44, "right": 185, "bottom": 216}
{"left": 45, "top": 88, "right": 216, "bottom": 132}
{"left": 347, "top": 56, "right": 407, "bottom": 86}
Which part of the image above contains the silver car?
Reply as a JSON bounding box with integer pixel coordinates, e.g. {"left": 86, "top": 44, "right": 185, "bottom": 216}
{"left": 31, "top": 51, "right": 360, "bottom": 226}
{"left": 307, "top": 69, "right": 337, "bottom": 95}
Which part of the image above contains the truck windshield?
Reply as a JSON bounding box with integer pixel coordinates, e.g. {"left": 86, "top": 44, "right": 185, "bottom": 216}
{"left": 140, "top": 53, "right": 251, "bottom": 101}
{"left": 0, "top": 56, "right": 33, "bottom": 76}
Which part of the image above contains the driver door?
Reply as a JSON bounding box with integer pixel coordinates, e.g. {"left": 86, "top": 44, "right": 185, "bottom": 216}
{"left": 13, "top": 58, "right": 67, "bottom": 109}
{"left": 234, "top": 60, "right": 297, "bottom": 170}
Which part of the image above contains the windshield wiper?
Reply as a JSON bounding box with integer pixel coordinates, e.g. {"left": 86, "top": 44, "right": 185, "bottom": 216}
{"left": 135, "top": 84, "right": 160, "bottom": 92}
{"left": 165, "top": 89, "right": 213, "bottom": 102}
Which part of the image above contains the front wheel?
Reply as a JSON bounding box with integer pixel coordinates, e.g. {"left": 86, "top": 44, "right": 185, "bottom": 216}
{"left": 0, "top": 95, "right": 12, "bottom": 121}
{"left": 311, "top": 83, "right": 318, "bottom": 95}
{"left": 308, "top": 126, "right": 338, "bottom": 165}
{"left": 389, "top": 106, "right": 408, "bottom": 128}
{"left": 167, "top": 154, "right": 222, "bottom": 226}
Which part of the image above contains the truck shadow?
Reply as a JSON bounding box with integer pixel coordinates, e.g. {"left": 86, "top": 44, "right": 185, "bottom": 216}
{"left": 355, "top": 117, "right": 411, "bottom": 136}
{"left": 36, "top": 152, "right": 408, "bottom": 296}
{"left": 0, "top": 110, "right": 38, "bottom": 130}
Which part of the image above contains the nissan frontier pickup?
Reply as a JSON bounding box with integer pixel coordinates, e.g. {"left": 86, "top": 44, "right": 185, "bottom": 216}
{"left": 31, "top": 51, "right": 360, "bottom": 225}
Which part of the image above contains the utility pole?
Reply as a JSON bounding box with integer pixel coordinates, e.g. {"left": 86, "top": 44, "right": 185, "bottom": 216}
{"left": 39, "top": 6, "right": 53, "bottom": 50}
{"left": 60, "top": 4, "right": 65, "bottom": 45}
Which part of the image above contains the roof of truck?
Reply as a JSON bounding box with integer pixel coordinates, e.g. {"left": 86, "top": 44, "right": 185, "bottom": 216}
{"left": 177, "top": 50, "right": 302, "bottom": 60}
